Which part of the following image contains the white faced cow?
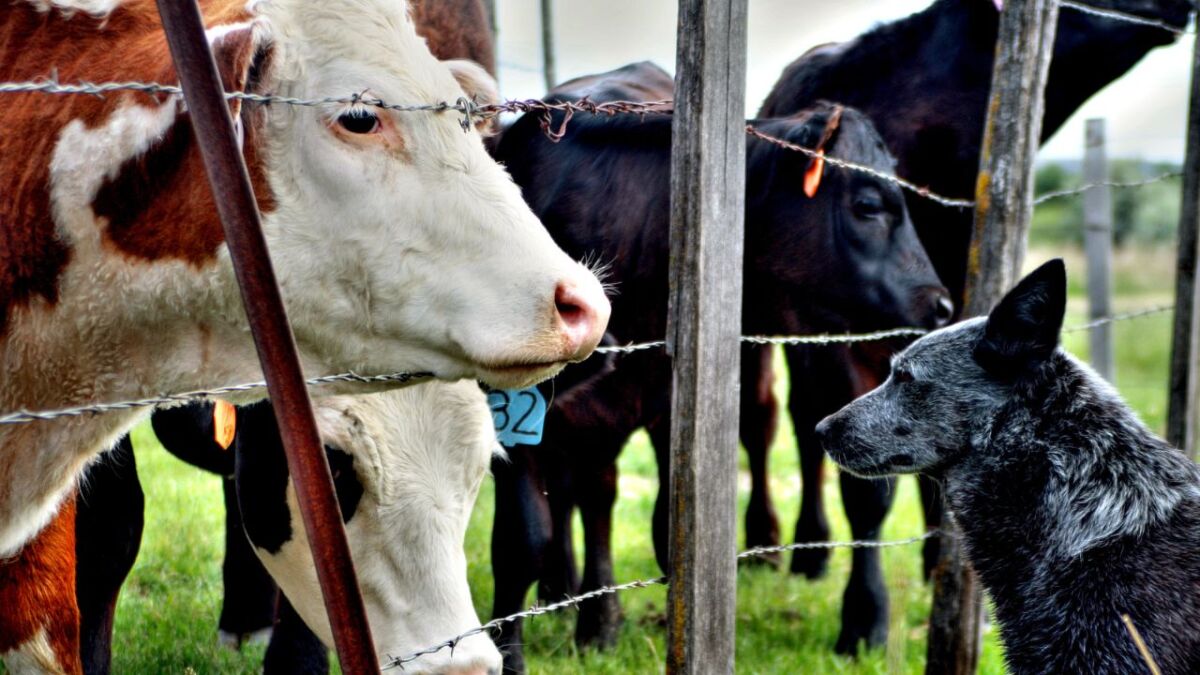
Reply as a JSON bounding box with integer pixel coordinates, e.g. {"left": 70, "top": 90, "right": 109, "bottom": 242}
{"left": 0, "top": 0, "right": 607, "bottom": 669}
{"left": 234, "top": 383, "right": 502, "bottom": 675}
{"left": 0, "top": 0, "right": 607, "bottom": 557}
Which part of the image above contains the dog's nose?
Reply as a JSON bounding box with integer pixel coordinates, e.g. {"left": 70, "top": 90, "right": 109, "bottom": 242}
{"left": 814, "top": 415, "right": 837, "bottom": 449}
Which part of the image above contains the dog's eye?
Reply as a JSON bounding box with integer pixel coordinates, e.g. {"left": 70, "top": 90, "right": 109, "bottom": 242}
{"left": 892, "top": 369, "right": 914, "bottom": 384}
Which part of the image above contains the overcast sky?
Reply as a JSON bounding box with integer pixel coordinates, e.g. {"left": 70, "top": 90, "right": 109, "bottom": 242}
{"left": 490, "top": 0, "right": 1193, "bottom": 163}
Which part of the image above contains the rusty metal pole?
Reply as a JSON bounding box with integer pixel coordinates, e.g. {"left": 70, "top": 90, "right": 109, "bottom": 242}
{"left": 153, "top": 1, "right": 378, "bottom": 672}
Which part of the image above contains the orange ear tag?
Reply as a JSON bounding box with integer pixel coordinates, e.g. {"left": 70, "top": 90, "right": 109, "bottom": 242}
{"left": 804, "top": 150, "right": 826, "bottom": 198}
{"left": 213, "top": 399, "right": 237, "bottom": 450}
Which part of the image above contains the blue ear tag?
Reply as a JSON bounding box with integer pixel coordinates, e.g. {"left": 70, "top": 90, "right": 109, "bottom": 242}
{"left": 487, "top": 387, "right": 547, "bottom": 447}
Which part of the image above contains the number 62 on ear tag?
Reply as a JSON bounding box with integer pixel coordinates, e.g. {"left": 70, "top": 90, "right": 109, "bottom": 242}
{"left": 488, "top": 387, "right": 547, "bottom": 447}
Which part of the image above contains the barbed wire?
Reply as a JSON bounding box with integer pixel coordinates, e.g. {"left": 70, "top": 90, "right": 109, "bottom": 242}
{"left": 0, "top": 371, "right": 431, "bottom": 425}
{"left": 0, "top": 309, "right": 1170, "bottom": 425}
{"left": 1033, "top": 172, "right": 1183, "bottom": 205}
{"left": 1059, "top": 0, "right": 1195, "bottom": 36}
{"left": 1062, "top": 304, "right": 1173, "bottom": 333}
{"left": 383, "top": 531, "right": 939, "bottom": 669}
{"left": 744, "top": 125, "right": 976, "bottom": 209}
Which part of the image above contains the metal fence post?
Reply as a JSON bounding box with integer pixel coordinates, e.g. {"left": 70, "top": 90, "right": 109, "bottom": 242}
{"left": 665, "top": 0, "right": 748, "bottom": 671}
{"left": 1167, "top": 13, "right": 1200, "bottom": 457}
{"left": 541, "top": 0, "right": 556, "bottom": 91}
{"left": 1084, "top": 119, "right": 1114, "bottom": 381}
{"left": 927, "top": 1, "right": 1059, "bottom": 673}
{"left": 153, "top": 2, "right": 378, "bottom": 671}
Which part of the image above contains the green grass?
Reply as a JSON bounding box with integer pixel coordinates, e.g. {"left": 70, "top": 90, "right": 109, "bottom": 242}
{"left": 37, "top": 246, "right": 1177, "bottom": 673}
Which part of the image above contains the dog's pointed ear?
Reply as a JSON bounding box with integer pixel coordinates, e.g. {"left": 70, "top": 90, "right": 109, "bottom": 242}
{"left": 974, "top": 259, "right": 1067, "bottom": 375}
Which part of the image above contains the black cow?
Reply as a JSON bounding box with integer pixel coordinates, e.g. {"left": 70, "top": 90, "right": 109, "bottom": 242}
{"left": 488, "top": 61, "right": 952, "bottom": 672}
{"left": 752, "top": 0, "right": 1195, "bottom": 612}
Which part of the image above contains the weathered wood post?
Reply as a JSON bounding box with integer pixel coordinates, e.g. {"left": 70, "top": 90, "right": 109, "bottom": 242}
{"left": 154, "top": 1, "right": 378, "bottom": 672}
{"left": 926, "top": 1, "right": 1058, "bottom": 673}
{"left": 665, "top": 0, "right": 747, "bottom": 671}
{"left": 1167, "top": 11, "right": 1200, "bottom": 457}
{"left": 1084, "top": 119, "right": 1114, "bottom": 381}
{"left": 541, "top": 0, "right": 556, "bottom": 91}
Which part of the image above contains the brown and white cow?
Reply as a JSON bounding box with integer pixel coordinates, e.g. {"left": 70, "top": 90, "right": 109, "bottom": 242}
{"left": 0, "top": 0, "right": 608, "bottom": 669}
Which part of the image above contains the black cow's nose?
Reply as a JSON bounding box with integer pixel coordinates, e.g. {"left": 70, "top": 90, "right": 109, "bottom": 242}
{"left": 932, "top": 292, "right": 954, "bottom": 328}
{"left": 815, "top": 415, "right": 837, "bottom": 449}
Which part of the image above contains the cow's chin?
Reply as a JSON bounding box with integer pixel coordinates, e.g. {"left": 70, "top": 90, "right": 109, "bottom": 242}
{"left": 473, "top": 360, "right": 566, "bottom": 390}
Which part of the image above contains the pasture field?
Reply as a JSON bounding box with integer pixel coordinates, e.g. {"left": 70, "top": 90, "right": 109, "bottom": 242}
{"left": 19, "top": 247, "right": 1173, "bottom": 674}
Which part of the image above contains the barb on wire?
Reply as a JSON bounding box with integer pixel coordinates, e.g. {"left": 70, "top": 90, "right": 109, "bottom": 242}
{"left": 382, "top": 576, "right": 668, "bottom": 669}
{"left": 0, "top": 371, "right": 432, "bottom": 425}
{"left": 1034, "top": 172, "right": 1183, "bottom": 206}
{"left": 1059, "top": 0, "right": 1194, "bottom": 36}
{"left": 745, "top": 125, "right": 976, "bottom": 210}
{"left": 1063, "top": 304, "right": 1173, "bottom": 333}
{"left": 738, "top": 531, "right": 939, "bottom": 561}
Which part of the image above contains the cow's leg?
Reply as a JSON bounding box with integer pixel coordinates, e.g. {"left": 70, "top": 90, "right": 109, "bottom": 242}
{"left": 75, "top": 438, "right": 143, "bottom": 675}
{"left": 263, "top": 594, "right": 329, "bottom": 675}
{"left": 536, "top": 455, "right": 578, "bottom": 603}
{"left": 0, "top": 500, "right": 83, "bottom": 675}
{"left": 490, "top": 445, "right": 551, "bottom": 675}
{"left": 217, "top": 476, "right": 278, "bottom": 648}
{"left": 741, "top": 344, "right": 780, "bottom": 565}
{"left": 573, "top": 461, "right": 621, "bottom": 650}
{"left": 649, "top": 417, "right": 671, "bottom": 574}
{"left": 918, "top": 475, "right": 944, "bottom": 582}
{"left": 787, "top": 346, "right": 832, "bottom": 578}
{"left": 834, "top": 472, "right": 895, "bottom": 654}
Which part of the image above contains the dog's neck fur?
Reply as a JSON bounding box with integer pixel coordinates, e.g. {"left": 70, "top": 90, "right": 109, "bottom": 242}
{"left": 943, "top": 349, "right": 1200, "bottom": 627}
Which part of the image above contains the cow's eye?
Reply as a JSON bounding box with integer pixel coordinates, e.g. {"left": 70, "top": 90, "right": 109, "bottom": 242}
{"left": 892, "top": 368, "right": 914, "bottom": 384}
{"left": 853, "top": 191, "right": 885, "bottom": 218}
{"left": 337, "top": 109, "right": 380, "bottom": 134}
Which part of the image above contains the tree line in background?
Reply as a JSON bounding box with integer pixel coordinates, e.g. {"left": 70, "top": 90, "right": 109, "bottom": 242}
{"left": 1031, "top": 161, "right": 1183, "bottom": 247}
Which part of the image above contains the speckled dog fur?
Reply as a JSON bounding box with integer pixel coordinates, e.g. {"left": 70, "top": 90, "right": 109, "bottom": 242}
{"left": 818, "top": 260, "right": 1200, "bottom": 674}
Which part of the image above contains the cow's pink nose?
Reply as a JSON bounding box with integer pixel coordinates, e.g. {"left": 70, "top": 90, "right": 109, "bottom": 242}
{"left": 554, "top": 279, "right": 610, "bottom": 360}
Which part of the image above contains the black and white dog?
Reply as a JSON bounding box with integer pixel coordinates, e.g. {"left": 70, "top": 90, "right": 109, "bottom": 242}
{"left": 817, "top": 259, "right": 1200, "bottom": 674}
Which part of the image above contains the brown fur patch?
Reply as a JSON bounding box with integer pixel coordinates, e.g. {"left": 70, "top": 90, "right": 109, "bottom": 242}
{"left": 0, "top": 0, "right": 265, "bottom": 334}
{"left": 409, "top": 0, "right": 496, "bottom": 75}
{"left": 0, "top": 499, "right": 82, "bottom": 675}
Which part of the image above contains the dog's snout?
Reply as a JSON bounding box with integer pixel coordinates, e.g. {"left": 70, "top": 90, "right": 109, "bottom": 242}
{"left": 815, "top": 415, "right": 839, "bottom": 449}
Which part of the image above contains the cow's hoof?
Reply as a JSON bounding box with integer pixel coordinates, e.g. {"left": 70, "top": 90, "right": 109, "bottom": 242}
{"left": 834, "top": 582, "right": 888, "bottom": 655}
{"left": 575, "top": 594, "right": 622, "bottom": 651}
{"left": 789, "top": 546, "right": 830, "bottom": 579}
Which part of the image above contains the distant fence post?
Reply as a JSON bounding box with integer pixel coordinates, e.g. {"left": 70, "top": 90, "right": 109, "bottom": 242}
{"left": 927, "top": 1, "right": 1059, "bottom": 674}
{"left": 665, "top": 0, "right": 747, "bottom": 672}
{"left": 1167, "top": 11, "right": 1200, "bottom": 457}
{"left": 541, "top": 0, "right": 556, "bottom": 91}
{"left": 1084, "top": 118, "right": 1114, "bottom": 381}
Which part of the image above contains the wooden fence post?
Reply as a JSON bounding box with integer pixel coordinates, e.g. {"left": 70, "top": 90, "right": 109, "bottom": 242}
{"left": 1167, "top": 12, "right": 1200, "bottom": 457}
{"left": 1084, "top": 119, "right": 1114, "bottom": 381}
{"left": 927, "top": 1, "right": 1058, "bottom": 673}
{"left": 541, "top": 0, "right": 556, "bottom": 91}
{"left": 665, "top": 0, "right": 747, "bottom": 672}
{"left": 154, "top": 1, "right": 378, "bottom": 671}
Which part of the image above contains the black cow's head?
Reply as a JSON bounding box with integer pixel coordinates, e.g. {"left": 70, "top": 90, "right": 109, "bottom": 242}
{"left": 744, "top": 102, "right": 952, "bottom": 335}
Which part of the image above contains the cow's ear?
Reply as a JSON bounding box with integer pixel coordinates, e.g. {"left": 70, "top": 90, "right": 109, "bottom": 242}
{"left": 208, "top": 22, "right": 274, "bottom": 120}
{"left": 444, "top": 59, "right": 499, "bottom": 135}
{"left": 974, "top": 259, "right": 1067, "bottom": 376}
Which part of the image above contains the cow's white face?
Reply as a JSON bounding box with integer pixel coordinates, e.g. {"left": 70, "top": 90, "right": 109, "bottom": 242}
{"left": 243, "top": 382, "right": 500, "bottom": 674}
{"left": 252, "top": 0, "right": 609, "bottom": 389}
